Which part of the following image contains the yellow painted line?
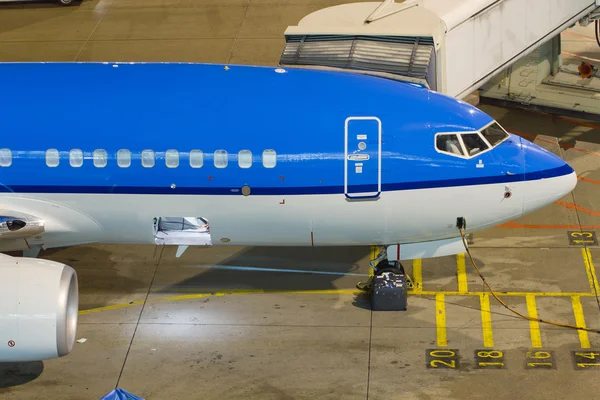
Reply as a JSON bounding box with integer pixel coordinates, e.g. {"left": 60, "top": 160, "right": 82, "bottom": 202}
{"left": 412, "top": 258, "right": 423, "bottom": 293}
{"left": 417, "top": 290, "right": 595, "bottom": 297}
{"left": 79, "top": 289, "right": 362, "bottom": 315}
{"left": 161, "top": 289, "right": 360, "bottom": 301}
{"left": 572, "top": 295, "right": 591, "bottom": 349}
{"left": 436, "top": 293, "right": 447, "bottom": 347}
{"left": 526, "top": 294, "right": 542, "bottom": 349}
{"left": 582, "top": 248, "right": 600, "bottom": 294}
{"left": 480, "top": 293, "right": 494, "bottom": 348}
{"left": 456, "top": 253, "right": 468, "bottom": 294}
{"left": 79, "top": 290, "right": 600, "bottom": 315}
{"left": 78, "top": 288, "right": 600, "bottom": 316}
{"left": 79, "top": 300, "right": 146, "bottom": 315}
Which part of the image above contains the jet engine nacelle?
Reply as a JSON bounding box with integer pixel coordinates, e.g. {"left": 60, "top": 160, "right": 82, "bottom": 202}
{"left": 0, "top": 253, "right": 78, "bottom": 362}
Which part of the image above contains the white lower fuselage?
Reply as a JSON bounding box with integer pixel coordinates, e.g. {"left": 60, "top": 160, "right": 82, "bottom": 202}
{"left": 0, "top": 171, "right": 577, "bottom": 252}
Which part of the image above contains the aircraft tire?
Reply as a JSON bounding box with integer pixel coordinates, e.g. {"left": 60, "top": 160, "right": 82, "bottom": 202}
{"left": 375, "top": 262, "right": 403, "bottom": 276}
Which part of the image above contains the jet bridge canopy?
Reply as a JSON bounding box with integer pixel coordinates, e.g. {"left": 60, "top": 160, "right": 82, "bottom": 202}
{"left": 281, "top": 0, "right": 599, "bottom": 99}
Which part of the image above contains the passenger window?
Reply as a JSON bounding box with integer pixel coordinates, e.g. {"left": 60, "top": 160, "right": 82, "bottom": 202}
{"left": 480, "top": 122, "right": 509, "bottom": 147}
{"left": 70, "top": 149, "right": 83, "bottom": 167}
{"left": 117, "top": 149, "right": 131, "bottom": 168}
{"left": 460, "top": 133, "right": 489, "bottom": 156}
{"left": 141, "top": 150, "right": 155, "bottom": 168}
{"left": 0, "top": 148, "right": 12, "bottom": 167}
{"left": 262, "top": 149, "right": 276, "bottom": 168}
{"left": 190, "top": 150, "right": 203, "bottom": 168}
{"left": 214, "top": 150, "right": 228, "bottom": 168}
{"left": 436, "top": 135, "right": 464, "bottom": 156}
{"left": 165, "top": 149, "right": 179, "bottom": 168}
{"left": 93, "top": 149, "right": 108, "bottom": 168}
{"left": 46, "top": 149, "right": 60, "bottom": 167}
{"left": 238, "top": 150, "right": 252, "bottom": 168}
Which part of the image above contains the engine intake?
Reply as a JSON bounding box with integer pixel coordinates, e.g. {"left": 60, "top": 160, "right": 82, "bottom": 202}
{"left": 0, "top": 253, "right": 78, "bottom": 362}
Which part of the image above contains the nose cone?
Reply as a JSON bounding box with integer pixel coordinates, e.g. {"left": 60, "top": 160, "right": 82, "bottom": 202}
{"left": 522, "top": 139, "right": 577, "bottom": 215}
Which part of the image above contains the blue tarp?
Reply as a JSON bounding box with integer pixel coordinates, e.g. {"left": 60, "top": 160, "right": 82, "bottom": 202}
{"left": 99, "top": 388, "right": 144, "bottom": 400}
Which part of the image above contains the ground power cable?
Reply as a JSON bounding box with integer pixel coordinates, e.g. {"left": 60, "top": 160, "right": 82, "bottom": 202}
{"left": 555, "top": 135, "right": 600, "bottom": 315}
{"left": 457, "top": 225, "right": 600, "bottom": 335}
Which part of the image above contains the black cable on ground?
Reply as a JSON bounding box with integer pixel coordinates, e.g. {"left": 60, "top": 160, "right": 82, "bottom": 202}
{"left": 458, "top": 227, "right": 600, "bottom": 334}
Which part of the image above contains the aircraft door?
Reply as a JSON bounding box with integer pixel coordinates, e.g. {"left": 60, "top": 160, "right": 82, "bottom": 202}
{"left": 344, "top": 117, "right": 382, "bottom": 199}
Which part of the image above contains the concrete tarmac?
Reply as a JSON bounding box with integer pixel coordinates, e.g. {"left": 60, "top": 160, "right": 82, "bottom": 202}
{"left": 1, "top": 1, "right": 600, "bottom": 399}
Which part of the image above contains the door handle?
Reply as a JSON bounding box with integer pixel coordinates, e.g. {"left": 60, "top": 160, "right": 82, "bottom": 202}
{"left": 506, "top": 171, "right": 515, "bottom": 175}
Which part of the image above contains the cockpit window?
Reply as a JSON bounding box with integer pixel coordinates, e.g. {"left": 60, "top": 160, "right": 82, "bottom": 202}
{"left": 461, "top": 133, "right": 489, "bottom": 156}
{"left": 436, "top": 134, "right": 465, "bottom": 156}
{"left": 480, "top": 122, "right": 509, "bottom": 146}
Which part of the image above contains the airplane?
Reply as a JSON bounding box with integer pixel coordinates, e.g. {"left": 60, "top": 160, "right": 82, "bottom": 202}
{"left": 0, "top": 61, "right": 577, "bottom": 363}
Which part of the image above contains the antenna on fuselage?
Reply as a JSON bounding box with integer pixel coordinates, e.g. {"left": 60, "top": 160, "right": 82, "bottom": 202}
{"left": 364, "top": 0, "right": 419, "bottom": 24}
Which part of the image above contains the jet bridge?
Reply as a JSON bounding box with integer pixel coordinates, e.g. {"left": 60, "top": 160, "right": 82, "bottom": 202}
{"left": 478, "top": 5, "right": 600, "bottom": 120}
{"left": 280, "top": 0, "right": 600, "bottom": 101}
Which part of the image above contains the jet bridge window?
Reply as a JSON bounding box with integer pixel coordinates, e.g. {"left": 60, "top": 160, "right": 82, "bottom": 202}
{"left": 214, "top": 150, "right": 228, "bottom": 168}
{"left": 165, "top": 150, "right": 179, "bottom": 168}
{"left": 70, "top": 149, "right": 83, "bottom": 167}
{"left": 117, "top": 149, "right": 131, "bottom": 168}
{"left": 461, "top": 133, "right": 489, "bottom": 156}
{"left": 436, "top": 134, "right": 464, "bottom": 156}
{"left": 0, "top": 149, "right": 12, "bottom": 167}
{"left": 46, "top": 149, "right": 60, "bottom": 167}
{"left": 480, "top": 122, "right": 509, "bottom": 147}
{"left": 189, "top": 150, "right": 203, "bottom": 168}
{"left": 262, "top": 149, "right": 276, "bottom": 168}
{"left": 93, "top": 149, "right": 108, "bottom": 168}
{"left": 141, "top": 150, "right": 155, "bottom": 168}
{"left": 238, "top": 150, "right": 252, "bottom": 168}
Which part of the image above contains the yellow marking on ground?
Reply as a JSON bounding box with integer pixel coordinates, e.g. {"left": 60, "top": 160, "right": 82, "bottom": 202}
{"left": 412, "top": 259, "right": 423, "bottom": 293}
{"left": 161, "top": 289, "right": 360, "bottom": 302}
{"left": 149, "top": 286, "right": 597, "bottom": 297}
{"left": 79, "top": 300, "right": 146, "bottom": 315}
{"left": 526, "top": 294, "right": 543, "bottom": 348}
{"left": 479, "top": 293, "right": 494, "bottom": 348}
{"left": 78, "top": 288, "right": 600, "bottom": 316}
{"left": 417, "top": 290, "right": 596, "bottom": 297}
{"left": 78, "top": 289, "right": 361, "bottom": 315}
{"left": 436, "top": 293, "right": 447, "bottom": 347}
{"left": 572, "top": 295, "right": 591, "bottom": 349}
{"left": 456, "top": 253, "right": 468, "bottom": 294}
{"left": 582, "top": 248, "right": 600, "bottom": 294}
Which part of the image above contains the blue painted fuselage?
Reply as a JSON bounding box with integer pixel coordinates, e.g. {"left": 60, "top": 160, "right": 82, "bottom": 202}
{"left": 0, "top": 62, "right": 576, "bottom": 248}
{"left": 0, "top": 62, "right": 549, "bottom": 194}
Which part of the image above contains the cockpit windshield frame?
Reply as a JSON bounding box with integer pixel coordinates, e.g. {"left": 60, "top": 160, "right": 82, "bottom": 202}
{"left": 434, "top": 120, "right": 510, "bottom": 160}
{"left": 478, "top": 120, "right": 510, "bottom": 148}
{"left": 434, "top": 131, "right": 478, "bottom": 160}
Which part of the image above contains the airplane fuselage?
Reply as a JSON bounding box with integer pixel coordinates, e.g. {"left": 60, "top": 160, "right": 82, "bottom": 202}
{"left": 0, "top": 62, "right": 576, "bottom": 250}
{"left": 0, "top": 61, "right": 581, "bottom": 364}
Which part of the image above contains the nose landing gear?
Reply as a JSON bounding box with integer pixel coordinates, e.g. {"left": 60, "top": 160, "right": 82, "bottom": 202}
{"left": 357, "top": 246, "right": 412, "bottom": 311}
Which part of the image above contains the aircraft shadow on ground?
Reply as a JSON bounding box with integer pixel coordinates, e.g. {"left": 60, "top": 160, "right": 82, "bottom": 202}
{"left": 157, "top": 246, "right": 481, "bottom": 310}
{"left": 36, "top": 245, "right": 155, "bottom": 310}
{"left": 0, "top": 361, "right": 44, "bottom": 390}
{"left": 158, "top": 246, "right": 370, "bottom": 294}
{"left": 26, "top": 243, "right": 482, "bottom": 310}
